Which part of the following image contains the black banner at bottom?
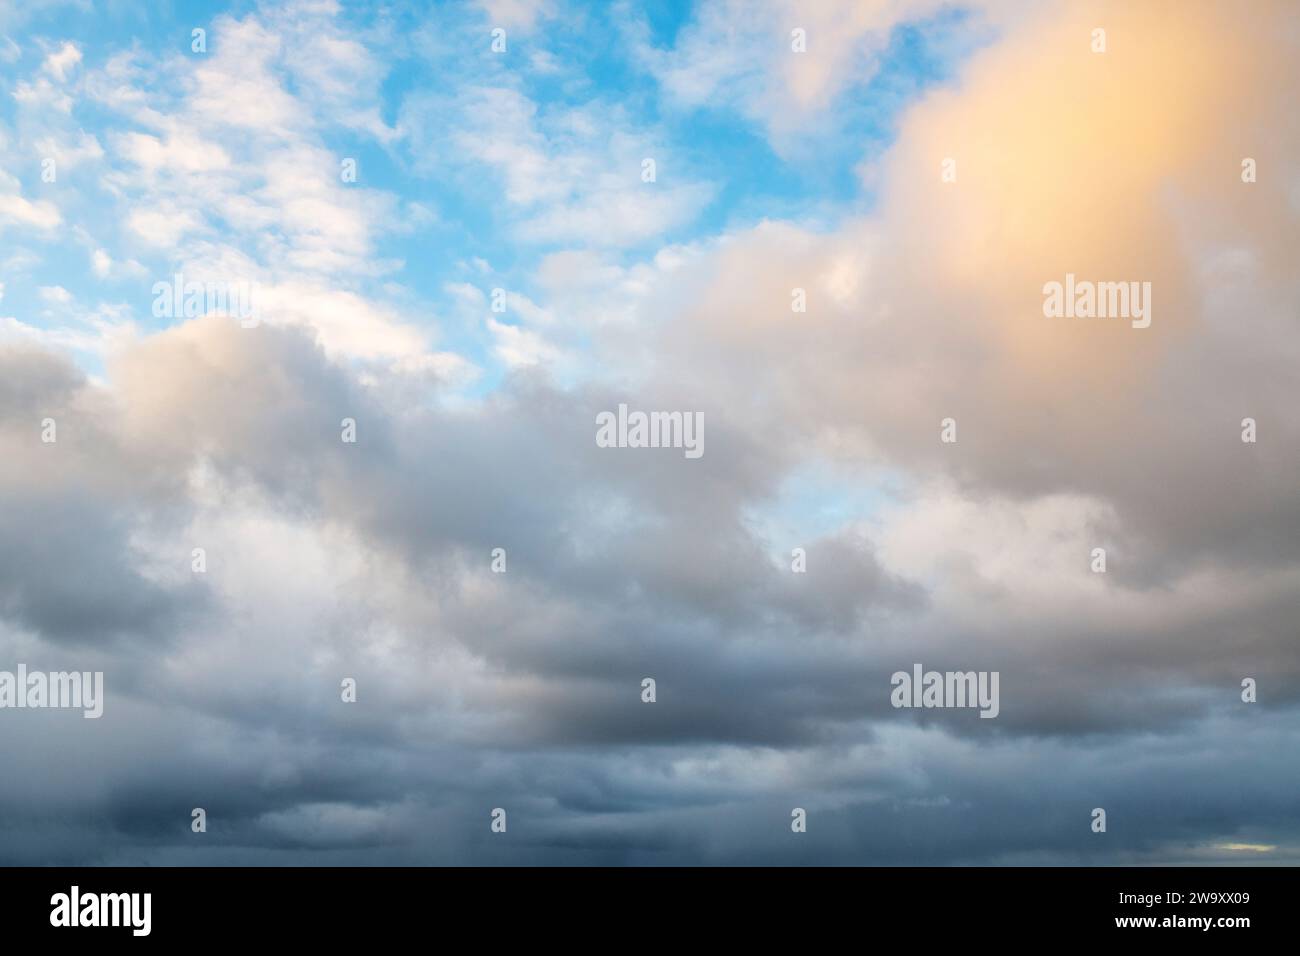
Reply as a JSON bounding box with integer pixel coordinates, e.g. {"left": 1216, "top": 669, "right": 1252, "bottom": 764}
{"left": 0, "top": 866, "right": 1287, "bottom": 942}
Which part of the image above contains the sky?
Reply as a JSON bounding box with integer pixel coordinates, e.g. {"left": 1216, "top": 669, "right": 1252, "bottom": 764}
{"left": 0, "top": 0, "right": 1297, "bottom": 865}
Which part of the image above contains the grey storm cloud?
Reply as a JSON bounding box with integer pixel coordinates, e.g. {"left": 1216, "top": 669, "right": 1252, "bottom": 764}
{"left": 1, "top": 302, "right": 1297, "bottom": 865}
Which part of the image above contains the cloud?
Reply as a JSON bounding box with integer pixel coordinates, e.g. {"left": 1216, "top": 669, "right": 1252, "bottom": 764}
{"left": 477, "top": 0, "right": 555, "bottom": 31}
{"left": 620, "top": 0, "right": 1300, "bottom": 582}
{"left": 0, "top": 174, "right": 62, "bottom": 232}
{"left": 37, "top": 285, "right": 71, "bottom": 304}
{"left": 407, "top": 85, "right": 715, "bottom": 247}
{"left": 635, "top": 0, "right": 972, "bottom": 153}
{"left": 41, "top": 40, "right": 81, "bottom": 81}
{"left": 487, "top": 317, "right": 560, "bottom": 368}
{"left": 88, "top": 247, "right": 146, "bottom": 281}
{"left": 33, "top": 130, "right": 104, "bottom": 170}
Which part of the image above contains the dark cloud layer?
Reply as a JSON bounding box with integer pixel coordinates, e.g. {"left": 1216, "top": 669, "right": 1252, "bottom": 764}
{"left": 2, "top": 308, "right": 1297, "bottom": 865}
